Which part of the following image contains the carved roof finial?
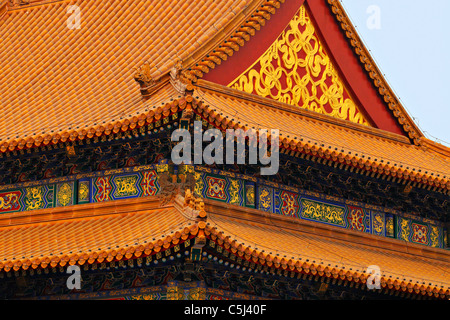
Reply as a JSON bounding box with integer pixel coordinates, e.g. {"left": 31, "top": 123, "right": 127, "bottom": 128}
{"left": 133, "top": 61, "right": 154, "bottom": 88}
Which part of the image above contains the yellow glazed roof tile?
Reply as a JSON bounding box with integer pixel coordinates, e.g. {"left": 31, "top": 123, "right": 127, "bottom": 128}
{"left": 189, "top": 83, "right": 450, "bottom": 188}
{"left": 0, "top": 196, "right": 200, "bottom": 271}
{"left": 0, "top": 0, "right": 253, "bottom": 142}
{"left": 205, "top": 206, "right": 450, "bottom": 297}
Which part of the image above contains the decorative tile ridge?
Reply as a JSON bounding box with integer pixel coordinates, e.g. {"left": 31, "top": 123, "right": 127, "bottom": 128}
{"left": 183, "top": 0, "right": 285, "bottom": 84}
{"left": 134, "top": 63, "right": 178, "bottom": 98}
{"left": 327, "top": 0, "right": 423, "bottom": 146}
{"left": 173, "top": 190, "right": 207, "bottom": 229}
{"left": 204, "top": 224, "right": 450, "bottom": 299}
{"left": 419, "top": 137, "right": 450, "bottom": 159}
{"left": 6, "top": 0, "right": 67, "bottom": 11}
{"left": 188, "top": 97, "right": 450, "bottom": 191}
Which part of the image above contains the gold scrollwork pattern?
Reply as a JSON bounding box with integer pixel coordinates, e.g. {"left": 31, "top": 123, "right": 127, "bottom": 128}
{"left": 229, "top": 6, "right": 370, "bottom": 126}
{"left": 372, "top": 213, "right": 384, "bottom": 235}
{"left": 194, "top": 172, "right": 204, "bottom": 197}
{"left": 399, "top": 218, "right": 410, "bottom": 241}
{"left": 259, "top": 187, "right": 272, "bottom": 211}
{"left": 78, "top": 182, "right": 89, "bottom": 201}
{"left": 430, "top": 226, "right": 440, "bottom": 248}
{"left": 386, "top": 216, "right": 394, "bottom": 237}
{"left": 0, "top": 193, "right": 19, "bottom": 211}
{"left": 301, "top": 199, "right": 345, "bottom": 226}
{"left": 229, "top": 179, "right": 240, "bottom": 205}
{"left": 114, "top": 176, "right": 138, "bottom": 197}
{"left": 25, "top": 186, "right": 45, "bottom": 211}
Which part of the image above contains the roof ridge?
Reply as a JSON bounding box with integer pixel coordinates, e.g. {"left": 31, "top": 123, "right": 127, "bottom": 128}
{"left": 326, "top": 0, "right": 424, "bottom": 145}
{"left": 420, "top": 137, "right": 450, "bottom": 160}
{"left": 182, "top": 0, "right": 284, "bottom": 82}
{"left": 6, "top": 0, "right": 68, "bottom": 11}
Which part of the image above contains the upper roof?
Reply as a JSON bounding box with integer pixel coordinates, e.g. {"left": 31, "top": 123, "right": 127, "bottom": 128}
{"left": 0, "top": 0, "right": 429, "bottom": 149}
{"left": 0, "top": 0, "right": 448, "bottom": 189}
{"left": 0, "top": 0, "right": 256, "bottom": 143}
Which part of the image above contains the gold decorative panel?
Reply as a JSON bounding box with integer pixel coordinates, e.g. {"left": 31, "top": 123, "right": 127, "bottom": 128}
{"left": 229, "top": 6, "right": 370, "bottom": 126}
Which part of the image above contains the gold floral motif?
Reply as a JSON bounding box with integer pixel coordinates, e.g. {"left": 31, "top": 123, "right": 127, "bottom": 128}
{"left": 386, "top": 217, "right": 394, "bottom": 237}
{"left": 78, "top": 182, "right": 89, "bottom": 201}
{"left": 128, "top": 294, "right": 158, "bottom": 300}
{"left": 246, "top": 186, "right": 255, "bottom": 205}
{"left": 188, "top": 287, "right": 206, "bottom": 300}
{"left": 57, "top": 183, "right": 72, "bottom": 207}
{"left": 301, "top": 199, "right": 345, "bottom": 226}
{"left": 167, "top": 286, "right": 183, "bottom": 300}
{"left": 229, "top": 6, "right": 369, "bottom": 126}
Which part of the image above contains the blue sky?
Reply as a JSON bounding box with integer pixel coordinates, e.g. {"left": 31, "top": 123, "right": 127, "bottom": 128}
{"left": 340, "top": 0, "right": 450, "bottom": 146}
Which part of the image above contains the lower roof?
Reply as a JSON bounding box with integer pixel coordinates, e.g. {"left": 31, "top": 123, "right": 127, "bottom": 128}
{"left": 0, "top": 193, "right": 448, "bottom": 298}
{"left": 0, "top": 0, "right": 256, "bottom": 142}
{"left": 205, "top": 200, "right": 450, "bottom": 295}
{"left": 0, "top": 196, "right": 199, "bottom": 272}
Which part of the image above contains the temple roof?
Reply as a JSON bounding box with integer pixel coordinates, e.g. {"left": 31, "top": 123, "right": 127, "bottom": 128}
{"left": 205, "top": 199, "right": 450, "bottom": 297}
{"left": 0, "top": 0, "right": 447, "bottom": 179}
{"left": 191, "top": 80, "right": 450, "bottom": 189}
{"left": 0, "top": 0, "right": 432, "bottom": 150}
{"left": 0, "top": 195, "right": 201, "bottom": 272}
{"left": 0, "top": 193, "right": 448, "bottom": 298}
{"left": 0, "top": 0, "right": 259, "bottom": 145}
